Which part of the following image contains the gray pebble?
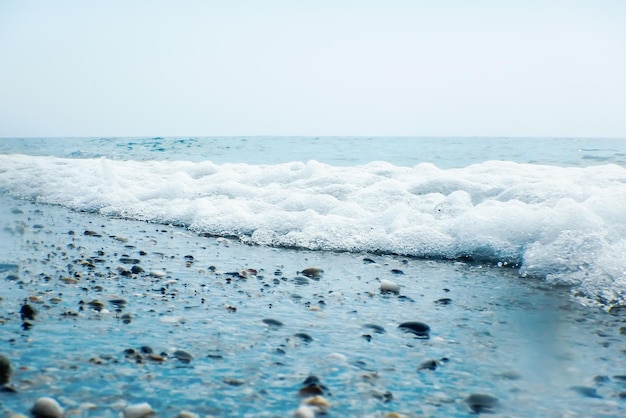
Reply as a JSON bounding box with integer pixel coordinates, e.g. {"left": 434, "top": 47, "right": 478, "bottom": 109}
{"left": 465, "top": 393, "right": 498, "bottom": 413}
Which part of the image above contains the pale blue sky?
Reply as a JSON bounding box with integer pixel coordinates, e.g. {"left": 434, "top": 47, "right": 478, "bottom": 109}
{"left": 1, "top": 0, "right": 625, "bottom": 137}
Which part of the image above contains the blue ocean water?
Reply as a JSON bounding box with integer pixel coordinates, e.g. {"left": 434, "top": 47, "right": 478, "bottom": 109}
{"left": 2, "top": 137, "right": 626, "bottom": 417}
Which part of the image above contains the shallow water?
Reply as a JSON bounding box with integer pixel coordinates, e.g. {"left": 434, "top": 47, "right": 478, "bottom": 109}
{"left": 2, "top": 193, "right": 626, "bottom": 417}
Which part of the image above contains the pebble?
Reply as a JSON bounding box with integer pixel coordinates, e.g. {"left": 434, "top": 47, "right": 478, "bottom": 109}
{"left": 119, "top": 257, "right": 140, "bottom": 265}
{"left": 418, "top": 359, "right": 439, "bottom": 371}
{"left": 150, "top": 270, "right": 166, "bottom": 278}
{"left": 262, "top": 318, "right": 284, "bottom": 328}
{"left": 398, "top": 321, "right": 431, "bottom": 338}
{"left": 123, "top": 402, "right": 154, "bottom": 418}
{"left": 300, "top": 267, "right": 324, "bottom": 279}
{"left": 31, "top": 397, "right": 64, "bottom": 418}
{"left": 299, "top": 375, "right": 329, "bottom": 397}
{"left": 173, "top": 350, "right": 193, "bottom": 363}
{"left": 20, "top": 303, "right": 37, "bottom": 320}
{"left": 380, "top": 279, "right": 400, "bottom": 294}
{"left": 465, "top": 393, "right": 498, "bottom": 413}
{"left": 0, "top": 355, "right": 11, "bottom": 385}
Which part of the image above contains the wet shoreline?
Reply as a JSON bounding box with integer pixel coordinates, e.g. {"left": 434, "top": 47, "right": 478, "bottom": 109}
{"left": 2, "top": 194, "right": 626, "bottom": 417}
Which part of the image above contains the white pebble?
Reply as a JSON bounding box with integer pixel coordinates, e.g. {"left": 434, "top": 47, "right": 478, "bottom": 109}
{"left": 294, "top": 405, "right": 315, "bottom": 418}
{"left": 150, "top": 270, "right": 166, "bottom": 278}
{"left": 31, "top": 397, "right": 64, "bottom": 418}
{"left": 380, "top": 279, "right": 400, "bottom": 294}
{"left": 123, "top": 402, "right": 154, "bottom": 418}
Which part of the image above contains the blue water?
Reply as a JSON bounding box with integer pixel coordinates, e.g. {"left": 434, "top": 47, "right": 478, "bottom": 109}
{"left": 1, "top": 137, "right": 626, "bottom": 417}
{"left": 1, "top": 136, "right": 626, "bottom": 167}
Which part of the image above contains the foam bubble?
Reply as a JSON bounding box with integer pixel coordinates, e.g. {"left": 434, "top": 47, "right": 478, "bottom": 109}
{"left": 1, "top": 154, "right": 626, "bottom": 308}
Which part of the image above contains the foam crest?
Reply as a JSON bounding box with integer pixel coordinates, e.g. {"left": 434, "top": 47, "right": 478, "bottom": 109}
{"left": 1, "top": 154, "right": 626, "bottom": 308}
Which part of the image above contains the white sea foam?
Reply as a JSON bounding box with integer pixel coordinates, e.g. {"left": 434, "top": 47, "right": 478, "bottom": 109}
{"left": 1, "top": 154, "right": 626, "bottom": 308}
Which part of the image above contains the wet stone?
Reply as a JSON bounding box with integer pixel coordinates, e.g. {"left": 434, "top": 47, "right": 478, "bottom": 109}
{"left": 398, "top": 321, "right": 430, "bottom": 338}
{"left": 130, "top": 265, "right": 144, "bottom": 274}
{"left": 140, "top": 346, "right": 154, "bottom": 354}
{"left": 83, "top": 230, "right": 101, "bottom": 237}
{"left": 465, "top": 393, "right": 499, "bottom": 413}
{"left": 418, "top": 359, "right": 439, "bottom": 371}
{"left": 109, "top": 299, "right": 127, "bottom": 309}
{"left": 20, "top": 303, "right": 37, "bottom": 321}
{"left": 173, "top": 350, "right": 193, "bottom": 363}
{"left": 293, "top": 333, "right": 313, "bottom": 343}
{"left": 435, "top": 298, "right": 452, "bottom": 305}
{"left": 0, "top": 355, "right": 11, "bottom": 385}
{"left": 391, "top": 269, "right": 404, "bottom": 275}
{"left": 119, "top": 257, "right": 141, "bottom": 265}
{"left": 31, "top": 397, "right": 64, "bottom": 418}
{"left": 263, "top": 318, "right": 284, "bottom": 328}
{"left": 300, "top": 267, "right": 324, "bottom": 279}
{"left": 299, "top": 375, "right": 329, "bottom": 397}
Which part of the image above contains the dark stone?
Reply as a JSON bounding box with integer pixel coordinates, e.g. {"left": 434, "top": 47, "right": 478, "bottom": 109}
{"left": 293, "top": 333, "right": 313, "bottom": 343}
{"left": 130, "top": 265, "right": 144, "bottom": 274}
{"left": 184, "top": 255, "right": 194, "bottom": 261}
{"left": 0, "top": 355, "right": 11, "bottom": 385}
{"left": 108, "top": 299, "right": 127, "bottom": 308}
{"left": 435, "top": 298, "right": 452, "bottom": 305}
{"left": 418, "top": 359, "right": 438, "bottom": 371}
{"left": 398, "top": 321, "right": 430, "bottom": 338}
{"left": 119, "top": 257, "right": 140, "bottom": 265}
{"left": 593, "top": 375, "right": 610, "bottom": 385}
{"left": 363, "top": 258, "right": 376, "bottom": 264}
{"left": 262, "top": 318, "right": 284, "bottom": 328}
{"left": 465, "top": 393, "right": 499, "bottom": 413}
{"left": 362, "top": 334, "right": 372, "bottom": 342}
{"left": 173, "top": 350, "right": 193, "bottom": 363}
{"left": 84, "top": 230, "right": 102, "bottom": 237}
{"left": 140, "top": 346, "right": 154, "bottom": 354}
{"left": 391, "top": 269, "right": 404, "bottom": 275}
{"left": 20, "top": 303, "right": 37, "bottom": 320}
{"left": 299, "top": 375, "right": 329, "bottom": 397}
{"left": 619, "top": 326, "right": 626, "bottom": 335}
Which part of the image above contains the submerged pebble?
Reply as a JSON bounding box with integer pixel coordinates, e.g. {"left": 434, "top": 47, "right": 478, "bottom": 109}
{"left": 398, "top": 321, "right": 431, "bottom": 338}
{"left": 263, "top": 318, "right": 284, "bottom": 328}
{"left": 31, "top": 397, "right": 64, "bottom": 418}
{"left": 465, "top": 393, "right": 498, "bottom": 413}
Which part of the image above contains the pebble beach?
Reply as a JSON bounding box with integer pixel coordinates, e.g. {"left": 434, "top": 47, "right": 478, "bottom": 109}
{"left": 3, "top": 191, "right": 626, "bottom": 417}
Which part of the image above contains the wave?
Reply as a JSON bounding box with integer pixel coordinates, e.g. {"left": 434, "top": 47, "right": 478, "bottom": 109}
{"left": 2, "top": 154, "right": 626, "bottom": 309}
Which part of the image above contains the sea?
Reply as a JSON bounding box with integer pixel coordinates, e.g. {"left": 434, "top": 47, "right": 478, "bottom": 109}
{"left": 1, "top": 137, "right": 626, "bottom": 417}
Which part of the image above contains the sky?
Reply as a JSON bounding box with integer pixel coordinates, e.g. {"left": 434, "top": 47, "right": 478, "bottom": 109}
{"left": 1, "top": 0, "right": 625, "bottom": 138}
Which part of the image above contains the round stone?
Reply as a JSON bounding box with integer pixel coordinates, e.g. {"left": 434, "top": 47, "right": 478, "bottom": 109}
{"left": 380, "top": 279, "right": 400, "bottom": 294}
{"left": 31, "top": 397, "right": 64, "bottom": 418}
